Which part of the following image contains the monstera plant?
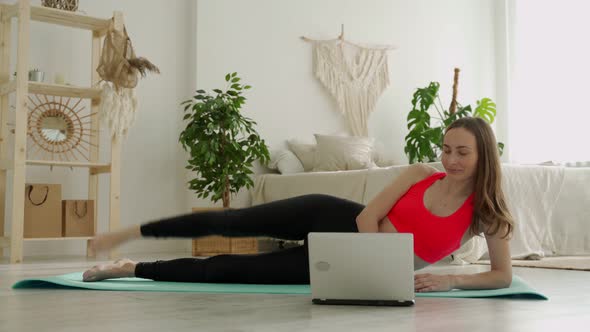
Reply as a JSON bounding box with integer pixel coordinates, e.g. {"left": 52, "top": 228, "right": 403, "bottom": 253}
{"left": 404, "top": 69, "right": 504, "bottom": 164}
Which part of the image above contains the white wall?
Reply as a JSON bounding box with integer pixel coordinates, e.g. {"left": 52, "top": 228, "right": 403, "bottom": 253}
{"left": 193, "top": 0, "right": 498, "bottom": 208}
{"left": 2, "top": 0, "right": 501, "bottom": 259}
{"left": 2, "top": 0, "right": 194, "bottom": 257}
{"left": 493, "top": 0, "right": 512, "bottom": 162}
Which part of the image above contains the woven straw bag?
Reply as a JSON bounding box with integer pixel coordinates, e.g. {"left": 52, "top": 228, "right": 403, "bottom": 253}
{"left": 96, "top": 19, "right": 139, "bottom": 89}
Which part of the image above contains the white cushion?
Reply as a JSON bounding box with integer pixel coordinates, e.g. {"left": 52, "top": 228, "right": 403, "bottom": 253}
{"left": 371, "top": 140, "right": 396, "bottom": 167}
{"left": 312, "top": 134, "right": 376, "bottom": 171}
{"left": 268, "top": 150, "right": 304, "bottom": 174}
{"left": 287, "top": 139, "right": 316, "bottom": 172}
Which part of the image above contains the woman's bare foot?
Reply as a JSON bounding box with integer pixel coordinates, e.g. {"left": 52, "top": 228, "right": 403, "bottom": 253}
{"left": 88, "top": 225, "right": 141, "bottom": 254}
{"left": 83, "top": 258, "right": 137, "bottom": 282}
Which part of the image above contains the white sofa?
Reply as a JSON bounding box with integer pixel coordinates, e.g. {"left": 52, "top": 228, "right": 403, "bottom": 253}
{"left": 250, "top": 162, "right": 590, "bottom": 263}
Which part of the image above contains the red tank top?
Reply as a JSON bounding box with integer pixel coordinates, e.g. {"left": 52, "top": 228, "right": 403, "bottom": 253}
{"left": 386, "top": 172, "right": 475, "bottom": 264}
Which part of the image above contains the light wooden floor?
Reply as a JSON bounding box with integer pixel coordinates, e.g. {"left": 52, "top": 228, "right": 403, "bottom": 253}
{"left": 1, "top": 252, "right": 589, "bottom": 332}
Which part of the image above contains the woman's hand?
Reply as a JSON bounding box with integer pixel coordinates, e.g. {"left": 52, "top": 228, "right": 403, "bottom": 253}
{"left": 414, "top": 273, "right": 454, "bottom": 292}
{"left": 88, "top": 225, "right": 141, "bottom": 254}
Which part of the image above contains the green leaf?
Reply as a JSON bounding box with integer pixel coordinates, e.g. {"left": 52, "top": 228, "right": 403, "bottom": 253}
{"left": 473, "top": 98, "right": 497, "bottom": 124}
{"left": 213, "top": 89, "right": 223, "bottom": 94}
{"left": 231, "top": 77, "right": 240, "bottom": 83}
{"left": 225, "top": 74, "right": 231, "bottom": 82}
{"left": 497, "top": 142, "right": 505, "bottom": 156}
{"left": 406, "top": 109, "right": 431, "bottom": 131}
{"left": 411, "top": 82, "right": 439, "bottom": 112}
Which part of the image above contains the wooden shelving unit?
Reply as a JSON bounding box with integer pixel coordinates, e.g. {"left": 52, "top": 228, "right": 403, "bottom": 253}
{"left": 0, "top": 0, "right": 123, "bottom": 263}
{"left": 0, "top": 81, "right": 103, "bottom": 99}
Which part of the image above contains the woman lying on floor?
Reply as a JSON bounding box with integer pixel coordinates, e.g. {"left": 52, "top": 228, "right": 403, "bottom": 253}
{"left": 83, "top": 117, "right": 514, "bottom": 293}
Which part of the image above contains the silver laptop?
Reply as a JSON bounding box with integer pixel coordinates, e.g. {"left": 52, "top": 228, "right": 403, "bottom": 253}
{"left": 307, "top": 232, "right": 415, "bottom": 306}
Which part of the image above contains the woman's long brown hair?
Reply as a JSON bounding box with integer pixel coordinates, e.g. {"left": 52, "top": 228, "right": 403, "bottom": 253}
{"left": 445, "top": 117, "right": 514, "bottom": 238}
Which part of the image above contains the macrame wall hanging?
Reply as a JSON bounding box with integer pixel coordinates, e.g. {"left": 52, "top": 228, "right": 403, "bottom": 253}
{"left": 302, "top": 25, "right": 396, "bottom": 137}
{"left": 97, "top": 15, "right": 160, "bottom": 138}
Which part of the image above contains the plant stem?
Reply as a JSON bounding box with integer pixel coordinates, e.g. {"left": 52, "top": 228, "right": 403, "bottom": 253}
{"left": 433, "top": 99, "right": 445, "bottom": 121}
{"left": 436, "top": 96, "right": 446, "bottom": 115}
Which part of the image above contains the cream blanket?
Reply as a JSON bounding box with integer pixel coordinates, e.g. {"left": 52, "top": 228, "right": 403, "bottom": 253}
{"left": 499, "top": 165, "right": 565, "bottom": 259}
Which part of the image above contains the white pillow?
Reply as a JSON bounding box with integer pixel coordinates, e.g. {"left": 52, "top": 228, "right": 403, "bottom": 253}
{"left": 267, "top": 149, "right": 304, "bottom": 174}
{"left": 371, "top": 140, "right": 396, "bottom": 167}
{"left": 312, "top": 134, "right": 376, "bottom": 171}
{"left": 287, "top": 139, "right": 316, "bottom": 172}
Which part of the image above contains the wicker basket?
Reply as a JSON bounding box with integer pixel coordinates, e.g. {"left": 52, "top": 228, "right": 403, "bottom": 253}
{"left": 41, "top": 0, "right": 78, "bottom": 11}
{"left": 191, "top": 207, "right": 258, "bottom": 256}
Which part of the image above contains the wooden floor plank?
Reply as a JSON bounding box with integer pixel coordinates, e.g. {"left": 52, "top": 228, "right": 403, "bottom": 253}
{"left": 1, "top": 253, "right": 588, "bottom": 332}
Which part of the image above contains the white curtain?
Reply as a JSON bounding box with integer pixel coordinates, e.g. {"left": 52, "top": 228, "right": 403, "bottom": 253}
{"left": 508, "top": 0, "right": 590, "bottom": 164}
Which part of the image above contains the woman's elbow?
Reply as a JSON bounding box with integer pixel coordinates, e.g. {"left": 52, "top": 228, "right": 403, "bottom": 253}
{"left": 355, "top": 215, "right": 378, "bottom": 233}
{"left": 355, "top": 215, "right": 367, "bottom": 230}
{"left": 497, "top": 272, "right": 512, "bottom": 288}
{"left": 355, "top": 211, "right": 370, "bottom": 227}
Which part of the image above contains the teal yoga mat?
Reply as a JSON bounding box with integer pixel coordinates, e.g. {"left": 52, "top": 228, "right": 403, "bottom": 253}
{"left": 12, "top": 273, "right": 547, "bottom": 300}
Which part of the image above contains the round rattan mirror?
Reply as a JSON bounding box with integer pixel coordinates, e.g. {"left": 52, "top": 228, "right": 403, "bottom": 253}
{"left": 39, "top": 111, "right": 72, "bottom": 143}
{"left": 27, "top": 95, "right": 95, "bottom": 161}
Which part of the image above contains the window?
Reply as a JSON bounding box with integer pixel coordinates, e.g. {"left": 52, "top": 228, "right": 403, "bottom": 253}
{"left": 508, "top": 0, "right": 590, "bottom": 163}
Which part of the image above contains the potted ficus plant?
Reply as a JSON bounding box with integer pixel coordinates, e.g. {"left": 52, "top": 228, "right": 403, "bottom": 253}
{"left": 404, "top": 68, "right": 504, "bottom": 164}
{"left": 179, "top": 72, "right": 270, "bottom": 256}
{"left": 180, "top": 72, "right": 270, "bottom": 208}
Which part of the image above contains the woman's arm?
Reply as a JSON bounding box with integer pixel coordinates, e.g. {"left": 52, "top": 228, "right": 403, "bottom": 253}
{"left": 449, "top": 229, "right": 512, "bottom": 289}
{"left": 414, "top": 227, "right": 512, "bottom": 292}
{"left": 88, "top": 225, "right": 142, "bottom": 254}
{"left": 356, "top": 163, "right": 436, "bottom": 233}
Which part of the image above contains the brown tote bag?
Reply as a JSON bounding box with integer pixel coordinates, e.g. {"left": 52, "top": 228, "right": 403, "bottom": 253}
{"left": 62, "top": 200, "right": 95, "bottom": 237}
{"left": 24, "top": 184, "right": 62, "bottom": 238}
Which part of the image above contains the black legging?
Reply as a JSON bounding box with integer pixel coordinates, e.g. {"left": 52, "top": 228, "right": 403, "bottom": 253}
{"left": 134, "top": 194, "right": 364, "bottom": 284}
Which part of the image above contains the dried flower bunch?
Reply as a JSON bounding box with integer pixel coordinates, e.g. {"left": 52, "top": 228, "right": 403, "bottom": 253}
{"left": 97, "top": 20, "right": 160, "bottom": 89}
